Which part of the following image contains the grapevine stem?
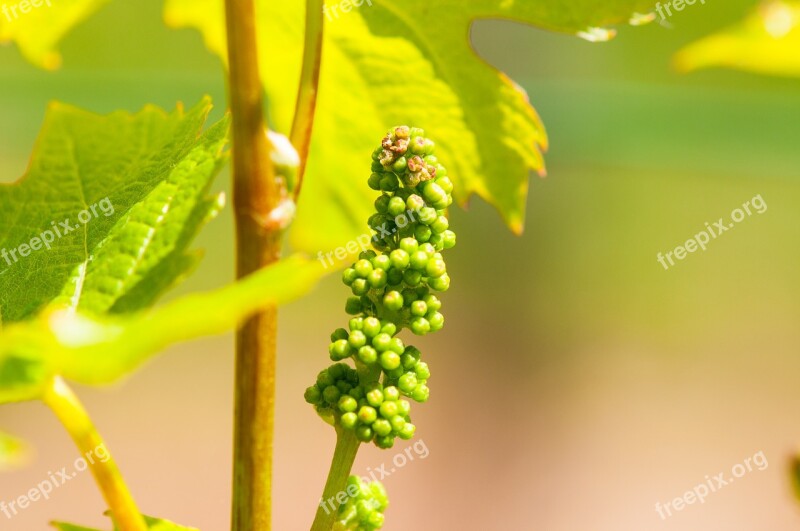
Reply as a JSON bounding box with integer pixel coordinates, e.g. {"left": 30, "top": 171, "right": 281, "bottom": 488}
{"left": 290, "top": 0, "right": 326, "bottom": 201}
{"left": 224, "top": 0, "right": 283, "bottom": 529}
{"left": 309, "top": 428, "right": 361, "bottom": 531}
{"left": 42, "top": 377, "right": 146, "bottom": 531}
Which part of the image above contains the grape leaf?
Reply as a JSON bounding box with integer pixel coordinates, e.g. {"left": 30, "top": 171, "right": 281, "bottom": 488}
{"left": 0, "top": 98, "right": 228, "bottom": 324}
{"left": 0, "top": 0, "right": 109, "bottom": 69}
{"left": 674, "top": 1, "right": 800, "bottom": 76}
{"left": 52, "top": 513, "right": 199, "bottom": 530}
{"left": 163, "top": 0, "right": 652, "bottom": 254}
{"left": 0, "top": 430, "right": 30, "bottom": 471}
{"left": 0, "top": 256, "right": 324, "bottom": 401}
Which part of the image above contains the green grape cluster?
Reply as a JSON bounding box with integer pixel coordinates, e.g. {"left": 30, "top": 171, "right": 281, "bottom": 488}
{"left": 306, "top": 126, "right": 454, "bottom": 451}
{"left": 332, "top": 476, "right": 389, "bottom": 531}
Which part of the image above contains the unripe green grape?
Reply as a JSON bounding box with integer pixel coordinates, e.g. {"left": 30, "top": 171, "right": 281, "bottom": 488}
{"left": 384, "top": 386, "right": 400, "bottom": 401}
{"left": 426, "top": 258, "right": 447, "bottom": 278}
{"left": 390, "top": 416, "right": 406, "bottom": 432}
{"left": 371, "top": 254, "right": 391, "bottom": 270}
{"left": 387, "top": 196, "right": 406, "bottom": 217}
{"left": 357, "top": 346, "right": 378, "bottom": 365}
{"left": 368, "top": 172, "right": 383, "bottom": 190}
{"left": 398, "top": 399, "right": 411, "bottom": 416}
{"left": 398, "top": 423, "right": 416, "bottom": 440}
{"left": 362, "top": 317, "right": 381, "bottom": 338}
{"left": 442, "top": 230, "right": 456, "bottom": 249}
{"left": 422, "top": 182, "right": 446, "bottom": 204}
{"left": 323, "top": 385, "right": 341, "bottom": 405}
{"left": 386, "top": 267, "right": 403, "bottom": 286}
{"left": 414, "top": 224, "right": 432, "bottom": 243}
{"left": 398, "top": 237, "right": 418, "bottom": 255}
{"left": 349, "top": 317, "right": 364, "bottom": 331}
{"left": 304, "top": 386, "right": 321, "bottom": 404}
{"left": 374, "top": 194, "right": 390, "bottom": 213}
{"left": 348, "top": 330, "right": 367, "bottom": 349}
{"left": 354, "top": 259, "right": 373, "bottom": 278}
{"left": 410, "top": 300, "right": 428, "bottom": 317}
{"left": 430, "top": 215, "right": 449, "bottom": 234}
{"left": 409, "top": 250, "right": 429, "bottom": 270}
{"left": 428, "top": 273, "right": 450, "bottom": 292}
{"left": 358, "top": 406, "right": 378, "bottom": 424}
{"left": 402, "top": 268, "right": 422, "bottom": 286}
{"left": 373, "top": 436, "right": 392, "bottom": 449}
{"left": 366, "top": 388, "right": 384, "bottom": 408}
{"left": 428, "top": 312, "right": 444, "bottom": 331}
{"left": 388, "top": 337, "right": 405, "bottom": 355}
{"left": 380, "top": 322, "right": 397, "bottom": 336}
{"left": 372, "top": 333, "right": 392, "bottom": 351}
{"left": 407, "top": 194, "right": 425, "bottom": 213}
{"left": 331, "top": 328, "right": 349, "bottom": 342}
{"left": 383, "top": 291, "right": 403, "bottom": 311}
{"left": 351, "top": 278, "right": 369, "bottom": 296}
{"left": 418, "top": 207, "right": 437, "bottom": 225}
{"left": 398, "top": 373, "right": 418, "bottom": 394}
{"left": 317, "top": 370, "right": 335, "bottom": 388}
{"left": 330, "top": 339, "right": 351, "bottom": 361}
{"left": 415, "top": 361, "right": 431, "bottom": 380}
{"left": 337, "top": 381, "right": 353, "bottom": 394}
{"left": 367, "top": 268, "right": 387, "bottom": 289}
{"left": 339, "top": 395, "right": 358, "bottom": 413}
{"left": 436, "top": 175, "right": 454, "bottom": 194}
{"left": 429, "top": 233, "right": 444, "bottom": 250}
{"left": 372, "top": 419, "right": 392, "bottom": 437}
{"left": 411, "top": 384, "right": 430, "bottom": 402}
{"left": 360, "top": 250, "right": 377, "bottom": 261}
{"left": 389, "top": 249, "right": 410, "bottom": 269}
{"left": 423, "top": 294, "right": 441, "bottom": 311}
{"left": 342, "top": 268, "right": 358, "bottom": 286}
{"left": 385, "top": 366, "right": 404, "bottom": 379}
{"left": 355, "top": 425, "right": 374, "bottom": 442}
{"left": 379, "top": 175, "right": 399, "bottom": 192}
{"left": 379, "top": 351, "right": 401, "bottom": 371}
{"left": 341, "top": 412, "right": 358, "bottom": 429}
{"left": 392, "top": 156, "right": 408, "bottom": 173}
{"left": 410, "top": 317, "right": 431, "bottom": 335}
{"left": 379, "top": 400, "right": 399, "bottom": 419}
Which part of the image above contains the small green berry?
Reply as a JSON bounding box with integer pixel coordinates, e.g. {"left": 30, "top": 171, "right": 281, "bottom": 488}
{"left": 304, "top": 386, "right": 321, "bottom": 404}
{"left": 358, "top": 406, "right": 378, "bottom": 424}
{"left": 383, "top": 291, "right": 404, "bottom": 311}
{"left": 389, "top": 249, "right": 410, "bottom": 270}
{"left": 379, "top": 351, "right": 401, "bottom": 371}
{"left": 340, "top": 412, "right": 358, "bottom": 429}
{"left": 339, "top": 395, "right": 358, "bottom": 413}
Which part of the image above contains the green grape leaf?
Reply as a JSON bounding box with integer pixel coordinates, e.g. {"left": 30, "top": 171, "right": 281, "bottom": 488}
{"left": 163, "top": 0, "right": 651, "bottom": 254}
{"left": 52, "top": 513, "right": 199, "bottom": 530}
{"left": 0, "top": 0, "right": 109, "bottom": 69}
{"left": 0, "top": 430, "right": 30, "bottom": 471}
{"left": 0, "top": 98, "right": 229, "bottom": 324}
{"left": 0, "top": 256, "right": 324, "bottom": 400}
{"left": 674, "top": 1, "right": 800, "bottom": 76}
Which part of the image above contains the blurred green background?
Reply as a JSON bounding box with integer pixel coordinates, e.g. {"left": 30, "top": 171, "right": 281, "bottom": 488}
{"left": 2, "top": 0, "right": 800, "bottom": 529}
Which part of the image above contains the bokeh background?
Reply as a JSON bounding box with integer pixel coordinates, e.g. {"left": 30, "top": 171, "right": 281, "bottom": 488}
{"left": 2, "top": 0, "right": 800, "bottom": 529}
